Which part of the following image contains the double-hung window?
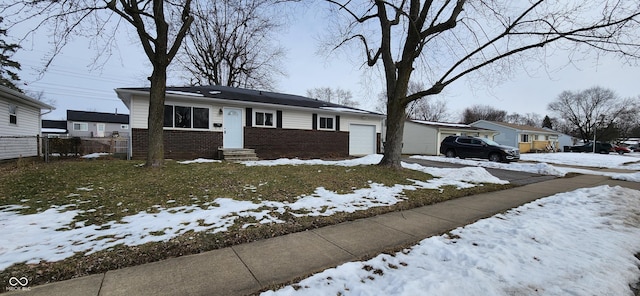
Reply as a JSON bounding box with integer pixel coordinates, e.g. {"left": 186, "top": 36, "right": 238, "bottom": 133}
{"left": 8, "top": 104, "right": 17, "bottom": 124}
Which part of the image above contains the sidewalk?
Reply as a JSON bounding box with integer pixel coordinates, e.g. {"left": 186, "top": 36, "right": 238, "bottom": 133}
{"left": 12, "top": 174, "right": 640, "bottom": 296}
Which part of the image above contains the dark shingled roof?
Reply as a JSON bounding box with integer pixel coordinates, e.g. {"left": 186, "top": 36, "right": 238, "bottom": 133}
{"left": 42, "top": 120, "right": 67, "bottom": 129}
{"left": 120, "top": 85, "right": 382, "bottom": 115}
{"left": 67, "top": 110, "right": 129, "bottom": 124}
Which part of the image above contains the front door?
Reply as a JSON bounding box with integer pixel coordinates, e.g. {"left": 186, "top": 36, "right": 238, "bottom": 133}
{"left": 96, "top": 123, "right": 105, "bottom": 137}
{"left": 223, "top": 107, "right": 243, "bottom": 148}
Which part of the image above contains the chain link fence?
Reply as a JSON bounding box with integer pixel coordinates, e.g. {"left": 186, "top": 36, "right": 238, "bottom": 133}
{"left": 42, "top": 136, "right": 130, "bottom": 162}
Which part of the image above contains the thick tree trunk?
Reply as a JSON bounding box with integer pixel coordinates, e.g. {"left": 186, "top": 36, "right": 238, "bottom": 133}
{"left": 146, "top": 66, "right": 167, "bottom": 168}
{"left": 378, "top": 96, "right": 407, "bottom": 169}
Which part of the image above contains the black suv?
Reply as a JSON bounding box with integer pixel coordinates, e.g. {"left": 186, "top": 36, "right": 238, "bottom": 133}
{"left": 439, "top": 136, "right": 520, "bottom": 163}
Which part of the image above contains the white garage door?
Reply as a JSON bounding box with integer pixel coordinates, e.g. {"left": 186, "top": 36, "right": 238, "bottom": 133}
{"left": 349, "top": 124, "right": 376, "bottom": 155}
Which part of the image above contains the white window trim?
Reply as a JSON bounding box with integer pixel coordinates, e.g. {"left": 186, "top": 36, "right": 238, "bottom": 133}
{"left": 73, "top": 122, "right": 89, "bottom": 131}
{"left": 318, "top": 115, "right": 336, "bottom": 131}
{"left": 253, "top": 109, "right": 276, "bottom": 128}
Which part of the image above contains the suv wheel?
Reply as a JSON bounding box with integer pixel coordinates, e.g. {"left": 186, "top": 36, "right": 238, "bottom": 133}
{"left": 488, "top": 153, "right": 502, "bottom": 162}
{"left": 445, "top": 150, "right": 456, "bottom": 158}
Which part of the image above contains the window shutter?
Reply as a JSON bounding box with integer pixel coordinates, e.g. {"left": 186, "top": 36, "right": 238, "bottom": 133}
{"left": 312, "top": 113, "right": 317, "bottom": 130}
{"left": 276, "top": 110, "right": 283, "bottom": 129}
{"left": 335, "top": 116, "right": 340, "bottom": 131}
{"left": 246, "top": 108, "right": 252, "bottom": 127}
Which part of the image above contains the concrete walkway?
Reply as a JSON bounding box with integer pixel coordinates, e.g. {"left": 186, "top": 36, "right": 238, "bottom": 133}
{"left": 11, "top": 175, "right": 640, "bottom": 296}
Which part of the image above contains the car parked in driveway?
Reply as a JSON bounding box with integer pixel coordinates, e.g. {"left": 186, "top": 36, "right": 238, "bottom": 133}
{"left": 568, "top": 142, "right": 614, "bottom": 154}
{"left": 439, "top": 135, "right": 520, "bottom": 163}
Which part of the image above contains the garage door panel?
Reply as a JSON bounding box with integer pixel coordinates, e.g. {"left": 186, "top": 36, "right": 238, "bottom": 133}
{"left": 349, "top": 124, "right": 376, "bottom": 155}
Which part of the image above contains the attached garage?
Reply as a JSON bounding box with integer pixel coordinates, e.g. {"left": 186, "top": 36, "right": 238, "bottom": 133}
{"left": 349, "top": 124, "right": 376, "bottom": 155}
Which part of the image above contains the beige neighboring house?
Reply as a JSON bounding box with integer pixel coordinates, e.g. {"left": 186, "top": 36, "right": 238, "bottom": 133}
{"left": 0, "top": 85, "right": 54, "bottom": 160}
{"left": 470, "top": 120, "right": 560, "bottom": 153}
{"left": 401, "top": 120, "right": 497, "bottom": 155}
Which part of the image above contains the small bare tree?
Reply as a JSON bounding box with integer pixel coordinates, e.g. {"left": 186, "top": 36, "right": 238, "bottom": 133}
{"left": 306, "top": 87, "right": 360, "bottom": 107}
{"left": 325, "top": 0, "right": 640, "bottom": 168}
{"left": 548, "top": 86, "right": 638, "bottom": 142}
{"left": 2, "top": 1, "right": 194, "bottom": 168}
{"left": 179, "top": 0, "right": 286, "bottom": 90}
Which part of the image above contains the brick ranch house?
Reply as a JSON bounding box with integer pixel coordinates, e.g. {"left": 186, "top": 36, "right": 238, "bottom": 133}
{"left": 115, "top": 85, "right": 384, "bottom": 160}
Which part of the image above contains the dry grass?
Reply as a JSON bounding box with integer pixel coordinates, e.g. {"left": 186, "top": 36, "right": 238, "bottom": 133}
{"left": 0, "top": 158, "right": 512, "bottom": 288}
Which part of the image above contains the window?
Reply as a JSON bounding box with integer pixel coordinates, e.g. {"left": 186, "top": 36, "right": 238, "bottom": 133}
{"left": 193, "top": 107, "right": 209, "bottom": 129}
{"left": 73, "top": 122, "right": 88, "bottom": 131}
{"left": 163, "top": 105, "right": 174, "bottom": 127}
{"left": 254, "top": 110, "right": 275, "bottom": 127}
{"left": 521, "top": 134, "right": 529, "bottom": 142}
{"left": 8, "top": 104, "right": 17, "bottom": 124}
{"left": 319, "top": 116, "right": 334, "bottom": 130}
{"left": 174, "top": 106, "right": 191, "bottom": 128}
{"left": 163, "top": 105, "right": 210, "bottom": 129}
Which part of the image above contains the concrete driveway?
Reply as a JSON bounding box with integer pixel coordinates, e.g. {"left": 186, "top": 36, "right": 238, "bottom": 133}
{"left": 403, "top": 157, "right": 557, "bottom": 185}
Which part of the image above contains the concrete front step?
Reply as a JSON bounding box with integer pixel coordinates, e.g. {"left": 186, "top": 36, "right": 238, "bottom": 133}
{"left": 219, "top": 148, "right": 259, "bottom": 161}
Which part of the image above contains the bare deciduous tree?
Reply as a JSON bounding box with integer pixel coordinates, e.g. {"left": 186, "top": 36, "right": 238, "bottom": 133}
{"left": 547, "top": 86, "right": 639, "bottom": 142}
{"left": 461, "top": 105, "right": 507, "bottom": 124}
{"left": 325, "top": 0, "right": 640, "bottom": 168}
{"left": 505, "top": 113, "right": 542, "bottom": 127}
{"left": 406, "top": 98, "right": 450, "bottom": 122}
{"left": 179, "top": 0, "right": 286, "bottom": 90}
{"left": 2, "top": 0, "right": 193, "bottom": 168}
{"left": 306, "top": 87, "right": 359, "bottom": 107}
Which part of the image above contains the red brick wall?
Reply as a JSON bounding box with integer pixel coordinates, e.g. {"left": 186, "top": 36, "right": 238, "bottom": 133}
{"left": 132, "top": 128, "right": 377, "bottom": 160}
{"left": 244, "top": 127, "right": 349, "bottom": 159}
{"left": 131, "top": 129, "right": 222, "bottom": 160}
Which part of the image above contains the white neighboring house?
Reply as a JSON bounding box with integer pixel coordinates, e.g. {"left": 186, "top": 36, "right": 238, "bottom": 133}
{"left": 116, "top": 85, "right": 385, "bottom": 160}
{"left": 401, "top": 120, "right": 497, "bottom": 155}
{"left": 0, "top": 85, "right": 54, "bottom": 160}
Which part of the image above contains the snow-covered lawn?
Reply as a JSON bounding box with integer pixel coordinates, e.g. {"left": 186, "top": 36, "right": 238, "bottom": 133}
{"left": 0, "top": 155, "right": 505, "bottom": 270}
{"left": 263, "top": 185, "right": 640, "bottom": 296}
{"left": 3, "top": 152, "right": 639, "bottom": 294}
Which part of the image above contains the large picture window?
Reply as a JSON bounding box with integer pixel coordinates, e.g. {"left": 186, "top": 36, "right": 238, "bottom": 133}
{"left": 164, "top": 105, "right": 209, "bottom": 129}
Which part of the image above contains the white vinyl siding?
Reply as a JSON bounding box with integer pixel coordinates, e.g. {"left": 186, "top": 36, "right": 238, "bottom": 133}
{"left": 280, "top": 110, "right": 311, "bottom": 130}
{"left": 130, "top": 96, "right": 149, "bottom": 129}
{"left": 402, "top": 121, "right": 439, "bottom": 155}
{"left": 1, "top": 97, "right": 42, "bottom": 160}
{"left": 0, "top": 98, "right": 41, "bottom": 137}
{"left": 340, "top": 116, "right": 382, "bottom": 133}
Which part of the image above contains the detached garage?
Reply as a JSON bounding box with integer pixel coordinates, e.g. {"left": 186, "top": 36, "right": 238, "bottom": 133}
{"left": 402, "top": 120, "right": 497, "bottom": 155}
{"left": 349, "top": 124, "right": 377, "bottom": 155}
